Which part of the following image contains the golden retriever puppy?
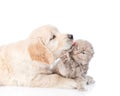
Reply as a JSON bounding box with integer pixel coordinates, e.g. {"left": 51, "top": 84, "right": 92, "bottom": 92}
{"left": 0, "top": 25, "right": 77, "bottom": 89}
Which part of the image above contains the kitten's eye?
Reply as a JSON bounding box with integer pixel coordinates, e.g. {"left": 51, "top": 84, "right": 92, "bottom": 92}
{"left": 50, "top": 35, "right": 56, "bottom": 40}
{"left": 81, "top": 50, "right": 85, "bottom": 54}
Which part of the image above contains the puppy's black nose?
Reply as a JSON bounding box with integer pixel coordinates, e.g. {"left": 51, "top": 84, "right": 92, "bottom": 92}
{"left": 67, "top": 34, "right": 73, "bottom": 39}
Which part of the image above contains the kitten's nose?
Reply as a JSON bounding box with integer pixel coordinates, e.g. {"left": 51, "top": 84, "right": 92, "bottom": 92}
{"left": 67, "top": 34, "right": 73, "bottom": 39}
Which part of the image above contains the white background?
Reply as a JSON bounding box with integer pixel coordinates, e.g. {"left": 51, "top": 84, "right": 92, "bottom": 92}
{"left": 0, "top": 0, "right": 120, "bottom": 96}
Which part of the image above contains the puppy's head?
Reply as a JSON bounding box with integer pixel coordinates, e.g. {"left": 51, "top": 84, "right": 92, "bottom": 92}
{"left": 28, "top": 25, "right": 73, "bottom": 64}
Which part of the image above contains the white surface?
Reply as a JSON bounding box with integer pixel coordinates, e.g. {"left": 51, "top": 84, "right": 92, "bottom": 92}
{"left": 0, "top": 87, "right": 82, "bottom": 96}
{"left": 0, "top": 0, "right": 120, "bottom": 96}
{"left": 0, "top": 86, "right": 95, "bottom": 96}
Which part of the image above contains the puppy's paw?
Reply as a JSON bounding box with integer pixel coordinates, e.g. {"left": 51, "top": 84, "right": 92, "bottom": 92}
{"left": 53, "top": 77, "right": 77, "bottom": 89}
{"left": 75, "top": 78, "right": 87, "bottom": 91}
{"left": 77, "top": 84, "right": 87, "bottom": 91}
{"left": 62, "top": 79, "right": 77, "bottom": 89}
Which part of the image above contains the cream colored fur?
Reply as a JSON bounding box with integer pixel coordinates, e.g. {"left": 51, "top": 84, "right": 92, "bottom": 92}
{"left": 0, "top": 25, "right": 77, "bottom": 89}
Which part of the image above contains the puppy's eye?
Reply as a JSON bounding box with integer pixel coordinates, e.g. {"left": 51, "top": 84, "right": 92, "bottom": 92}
{"left": 50, "top": 35, "right": 56, "bottom": 40}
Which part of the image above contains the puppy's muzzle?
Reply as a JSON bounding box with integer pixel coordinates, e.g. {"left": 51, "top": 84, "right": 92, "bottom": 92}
{"left": 67, "top": 34, "right": 73, "bottom": 40}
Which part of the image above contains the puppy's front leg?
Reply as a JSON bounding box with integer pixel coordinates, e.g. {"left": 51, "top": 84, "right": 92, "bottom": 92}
{"left": 50, "top": 58, "right": 61, "bottom": 71}
{"left": 30, "top": 74, "right": 77, "bottom": 89}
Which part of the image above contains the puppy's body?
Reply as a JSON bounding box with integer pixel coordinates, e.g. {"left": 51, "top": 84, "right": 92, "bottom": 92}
{"left": 0, "top": 25, "right": 77, "bottom": 89}
{"left": 0, "top": 40, "right": 46, "bottom": 86}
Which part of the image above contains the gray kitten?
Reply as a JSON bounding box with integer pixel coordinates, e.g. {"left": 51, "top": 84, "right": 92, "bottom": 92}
{"left": 51, "top": 39, "right": 95, "bottom": 90}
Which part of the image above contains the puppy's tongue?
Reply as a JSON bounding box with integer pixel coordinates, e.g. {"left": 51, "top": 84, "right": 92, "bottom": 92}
{"left": 72, "top": 42, "right": 76, "bottom": 46}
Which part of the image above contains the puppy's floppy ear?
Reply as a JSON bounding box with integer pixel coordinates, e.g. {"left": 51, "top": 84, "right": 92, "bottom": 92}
{"left": 28, "top": 39, "right": 54, "bottom": 64}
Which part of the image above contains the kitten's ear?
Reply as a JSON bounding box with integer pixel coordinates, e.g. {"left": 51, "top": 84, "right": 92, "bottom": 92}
{"left": 28, "top": 40, "right": 54, "bottom": 64}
